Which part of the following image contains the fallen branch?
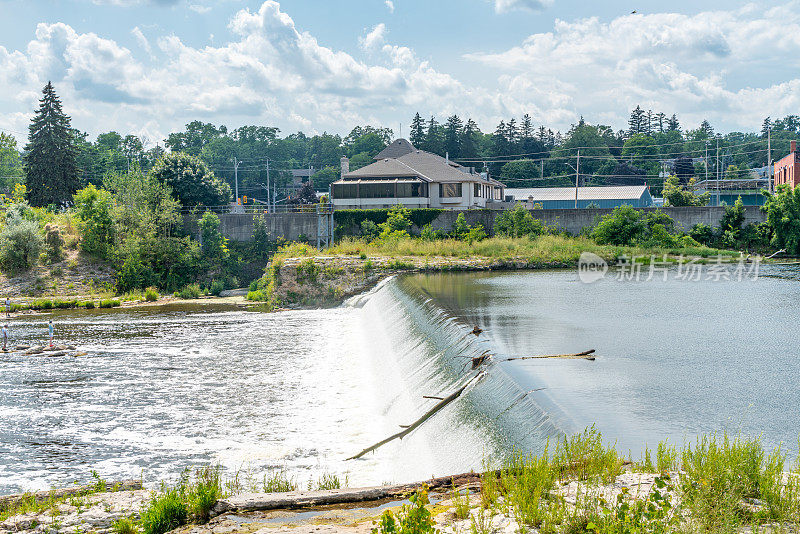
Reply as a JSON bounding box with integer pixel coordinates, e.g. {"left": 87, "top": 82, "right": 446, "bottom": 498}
{"left": 422, "top": 395, "right": 444, "bottom": 400}
{"left": 504, "top": 349, "right": 596, "bottom": 362}
{"left": 210, "top": 471, "right": 484, "bottom": 517}
{"left": 347, "top": 373, "right": 483, "bottom": 460}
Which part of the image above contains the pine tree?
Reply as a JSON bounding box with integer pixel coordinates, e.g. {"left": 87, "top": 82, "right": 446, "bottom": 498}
{"left": 506, "top": 118, "right": 519, "bottom": 153}
{"left": 444, "top": 115, "right": 463, "bottom": 158}
{"left": 644, "top": 110, "right": 654, "bottom": 136}
{"left": 628, "top": 106, "right": 645, "bottom": 136}
{"left": 667, "top": 114, "right": 681, "bottom": 132}
{"left": 655, "top": 112, "right": 666, "bottom": 133}
{"left": 761, "top": 117, "right": 772, "bottom": 139}
{"left": 461, "top": 119, "right": 480, "bottom": 159}
{"left": 493, "top": 121, "right": 509, "bottom": 157}
{"left": 424, "top": 116, "right": 444, "bottom": 155}
{"left": 24, "top": 82, "right": 80, "bottom": 206}
{"left": 699, "top": 120, "right": 715, "bottom": 138}
{"left": 409, "top": 112, "right": 425, "bottom": 147}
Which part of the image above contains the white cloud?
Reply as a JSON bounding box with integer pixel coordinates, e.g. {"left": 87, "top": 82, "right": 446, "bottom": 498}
{"left": 385, "top": 0, "right": 394, "bottom": 13}
{"left": 359, "top": 23, "right": 387, "bottom": 51}
{"left": 466, "top": 5, "right": 800, "bottom": 130}
{"left": 188, "top": 4, "right": 211, "bottom": 14}
{"left": 494, "top": 0, "right": 553, "bottom": 13}
{"left": 130, "top": 26, "right": 152, "bottom": 56}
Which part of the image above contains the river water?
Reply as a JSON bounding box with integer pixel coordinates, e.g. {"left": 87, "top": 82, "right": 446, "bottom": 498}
{"left": 2, "top": 265, "right": 799, "bottom": 493}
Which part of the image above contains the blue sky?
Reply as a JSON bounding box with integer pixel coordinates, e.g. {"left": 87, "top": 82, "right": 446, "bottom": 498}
{"left": 1, "top": 0, "right": 798, "bottom": 145}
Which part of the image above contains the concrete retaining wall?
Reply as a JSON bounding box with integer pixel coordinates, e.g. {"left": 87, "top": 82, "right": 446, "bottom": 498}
{"left": 193, "top": 206, "right": 766, "bottom": 242}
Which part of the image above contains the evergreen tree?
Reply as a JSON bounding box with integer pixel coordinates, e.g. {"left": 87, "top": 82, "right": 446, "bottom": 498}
{"left": 628, "top": 106, "right": 645, "bottom": 136}
{"left": 521, "top": 114, "right": 533, "bottom": 143}
{"left": 493, "top": 121, "right": 509, "bottom": 157}
{"left": 424, "top": 116, "right": 444, "bottom": 155}
{"left": 506, "top": 118, "right": 519, "bottom": 152}
{"left": 409, "top": 112, "right": 425, "bottom": 147}
{"left": 699, "top": 120, "right": 715, "bottom": 138}
{"left": 761, "top": 117, "right": 771, "bottom": 139}
{"left": 655, "top": 112, "right": 666, "bottom": 133}
{"left": 667, "top": 114, "right": 681, "bottom": 132}
{"left": 644, "top": 110, "right": 654, "bottom": 136}
{"left": 24, "top": 82, "right": 80, "bottom": 206}
{"left": 461, "top": 119, "right": 480, "bottom": 159}
{"left": 444, "top": 115, "right": 463, "bottom": 158}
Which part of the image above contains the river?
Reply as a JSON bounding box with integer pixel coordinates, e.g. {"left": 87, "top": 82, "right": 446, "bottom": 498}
{"left": 1, "top": 264, "right": 799, "bottom": 493}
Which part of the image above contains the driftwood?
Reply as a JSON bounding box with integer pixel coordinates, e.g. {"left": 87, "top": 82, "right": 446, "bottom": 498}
{"left": 0, "top": 480, "right": 142, "bottom": 511}
{"left": 504, "top": 349, "right": 596, "bottom": 362}
{"left": 347, "top": 373, "right": 483, "bottom": 460}
{"left": 210, "top": 471, "right": 484, "bottom": 517}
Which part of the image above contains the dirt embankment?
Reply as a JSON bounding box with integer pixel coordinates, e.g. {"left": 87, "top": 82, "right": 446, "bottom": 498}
{"left": 0, "top": 249, "right": 115, "bottom": 299}
{"left": 265, "top": 254, "right": 570, "bottom": 310}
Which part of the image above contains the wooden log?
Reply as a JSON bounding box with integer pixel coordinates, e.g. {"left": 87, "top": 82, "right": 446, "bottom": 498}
{"left": 346, "top": 374, "right": 482, "bottom": 460}
{"left": 210, "top": 471, "right": 483, "bottom": 517}
{"left": 504, "top": 349, "right": 595, "bottom": 362}
{"left": 0, "top": 480, "right": 142, "bottom": 511}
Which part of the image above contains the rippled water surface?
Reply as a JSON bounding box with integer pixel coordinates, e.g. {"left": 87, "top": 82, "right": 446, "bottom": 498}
{"left": 3, "top": 264, "right": 799, "bottom": 494}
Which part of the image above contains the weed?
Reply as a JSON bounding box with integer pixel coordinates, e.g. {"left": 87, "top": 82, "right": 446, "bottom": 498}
{"left": 372, "top": 488, "right": 437, "bottom": 534}
{"left": 295, "top": 259, "right": 320, "bottom": 284}
{"left": 99, "top": 299, "right": 121, "bottom": 308}
{"left": 112, "top": 516, "right": 138, "bottom": 534}
{"left": 177, "top": 284, "right": 201, "bottom": 299}
{"left": 139, "top": 487, "right": 187, "bottom": 534}
{"left": 362, "top": 259, "right": 374, "bottom": 272}
{"left": 313, "top": 472, "right": 346, "bottom": 491}
{"left": 450, "top": 482, "right": 470, "bottom": 520}
{"left": 184, "top": 466, "right": 223, "bottom": 523}
{"left": 262, "top": 469, "right": 297, "bottom": 493}
{"left": 144, "top": 287, "right": 159, "bottom": 302}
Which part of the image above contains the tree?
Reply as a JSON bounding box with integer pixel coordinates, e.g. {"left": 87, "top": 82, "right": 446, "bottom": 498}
{"left": 289, "top": 182, "right": 318, "bottom": 205}
{"left": 0, "top": 133, "right": 23, "bottom": 189}
{"left": 150, "top": 152, "right": 231, "bottom": 207}
{"left": 343, "top": 126, "right": 390, "bottom": 158}
{"left": 725, "top": 164, "right": 743, "bottom": 180}
{"left": 699, "top": 120, "right": 715, "bottom": 138}
{"left": 409, "top": 113, "right": 425, "bottom": 148}
{"left": 764, "top": 185, "right": 800, "bottom": 254}
{"left": 0, "top": 210, "right": 42, "bottom": 272}
{"left": 628, "top": 106, "right": 645, "bottom": 136}
{"left": 24, "top": 82, "right": 81, "bottom": 206}
{"left": 165, "top": 121, "right": 227, "bottom": 155}
{"left": 667, "top": 114, "right": 681, "bottom": 132}
{"left": 423, "top": 116, "right": 444, "bottom": 155}
{"left": 311, "top": 166, "right": 339, "bottom": 192}
{"left": 761, "top": 117, "right": 772, "bottom": 139}
{"left": 199, "top": 210, "right": 228, "bottom": 260}
{"left": 622, "top": 134, "right": 658, "bottom": 169}
{"left": 673, "top": 155, "right": 695, "bottom": 184}
{"left": 378, "top": 204, "right": 412, "bottom": 239}
{"left": 461, "top": 119, "right": 480, "bottom": 159}
{"left": 444, "top": 115, "right": 463, "bottom": 158}
{"left": 74, "top": 184, "right": 116, "bottom": 258}
{"left": 662, "top": 175, "right": 709, "bottom": 206}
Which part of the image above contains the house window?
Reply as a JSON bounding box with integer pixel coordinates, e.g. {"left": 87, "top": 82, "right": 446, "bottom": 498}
{"left": 333, "top": 183, "right": 358, "bottom": 199}
{"left": 397, "top": 182, "right": 427, "bottom": 198}
{"left": 359, "top": 183, "right": 395, "bottom": 198}
{"left": 440, "top": 183, "right": 462, "bottom": 198}
{"left": 474, "top": 183, "right": 480, "bottom": 197}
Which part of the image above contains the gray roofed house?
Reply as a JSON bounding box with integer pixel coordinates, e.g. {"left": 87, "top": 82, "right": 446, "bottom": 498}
{"left": 332, "top": 139, "right": 505, "bottom": 209}
{"left": 506, "top": 185, "right": 654, "bottom": 209}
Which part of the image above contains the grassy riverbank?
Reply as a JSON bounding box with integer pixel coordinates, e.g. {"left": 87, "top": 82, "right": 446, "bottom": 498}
{"left": 246, "top": 234, "right": 738, "bottom": 310}
{"left": 3, "top": 428, "right": 798, "bottom": 534}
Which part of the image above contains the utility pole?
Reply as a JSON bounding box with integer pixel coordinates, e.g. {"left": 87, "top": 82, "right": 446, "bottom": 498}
{"left": 575, "top": 149, "right": 580, "bottom": 209}
{"left": 540, "top": 158, "right": 544, "bottom": 181}
{"left": 705, "top": 142, "right": 709, "bottom": 182}
{"left": 767, "top": 127, "right": 773, "bottom": 193}
{"left": 233, "top": 157, "right": 241, "bottom": 204}
{"left": 265, "top": 158, "right": 271, "bottom": 213}
{"left": 716, "top": 139, "right": 720, "bottom": 206}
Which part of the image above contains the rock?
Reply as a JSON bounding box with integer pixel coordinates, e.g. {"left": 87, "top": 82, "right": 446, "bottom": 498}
{"left": 15, "top": 345, "right": 30, "bottom": 350}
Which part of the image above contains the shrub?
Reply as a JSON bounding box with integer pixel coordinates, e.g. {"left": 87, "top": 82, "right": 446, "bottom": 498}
{"left": 144, "top": 287, "right": 159, "bottom": 302}
{"left": 360, "top": 219, "right": 379, "bottom": 240}
{"left": 295, "top": 259, "right": 319, "bottom": 284}
{"left": 177, "top": 284, "right": 201, "bottom": 299}
{"left": 374, "top": 488, "right": 436, "bottom": 534}
{"left": 262, "top": 470, "right": 297, "bottom": 493}
{"left": 248, "top": 279, "right": 259, "bottom": 292}
{"left": 591, "top": 205, "right": 646, "bottom": 245}
{"left": 112, "top": 517, "right": 139, "bottom": 534}
{"left": 199, "top": 211, "right": 228, "bottom": 260}
{"left": 209, "top": 279, "right": 225, "bottom": 296}
{"left": 73, "top": 185, "right": 115, "bottom": 258}
{"left": 99, "top": 299, "right": 121, "bottom": 308}
{"left": 690, "top": 223, "right": 715, "bottom": 246}
{"left": 185, "top": 466, "right": 222, "bottom": 524}
{"left": 44, "top": 225, "right": 64, "bottom": 262}
{"left": 150, "top": 152, "right": 231, "bottom": 208}
{"left": 140, "top": 488, "right": 188, "bottom": 534}
{"left": 0, "top": 214, "right": 43, "bottom": 273}
{"left": 495, "top": 204, "right": 545, "bottom": 238}
{"left": 378, "top": 205, "right": 412, "bottom": 240}
{"left": 83, "top": 300, "right": 96, "bottom": 309}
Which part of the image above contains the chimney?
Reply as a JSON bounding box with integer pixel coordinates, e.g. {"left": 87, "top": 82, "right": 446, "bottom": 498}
{"left": 445, "top": 152, "right": 449, "bottom": 164}
{"left": 792, "top": 140, "right": 797, "bottom": 154}
{"left": 340, "top": 156, "right": 349, "bottom": 177}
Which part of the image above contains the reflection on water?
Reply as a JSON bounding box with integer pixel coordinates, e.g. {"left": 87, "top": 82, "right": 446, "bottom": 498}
{"left": 5, "top": 264, "right": 798, "bottom": 494}
{"left": 408, "top": 264, "right": 800, "bottom": 457}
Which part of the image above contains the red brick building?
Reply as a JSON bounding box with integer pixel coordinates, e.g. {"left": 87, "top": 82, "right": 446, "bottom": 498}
{"left": 775, "top": 140, "right": 799, "bottom": 189}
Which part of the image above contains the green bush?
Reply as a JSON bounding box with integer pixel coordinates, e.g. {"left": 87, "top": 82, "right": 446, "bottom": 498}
{"left": 99, "top": 299, "right": 121, "bottom": 308}
{"left": 185, "top": 466, "right": 222, "bottom": 524}
{"left": 112, "top": 516, "right": 139, "bottom": 534}
{"left": 0, "top": 213, "right": 43, "bottom": 273}
{"left": 144, "top": 287, "right": 159, "bottom": 301}
{"left": 295, "top": 259, "right": 319, "bottom": 284}
{"left": 44, "top": 225, "right": 65, "bottom": 262}
{"left": 495, "top": 204, "right": 546, "bottom": 238}
{"left": 83, "top": 300, "right": 96, "bottom": 309}
{"left": 360, "top": 219, "right": 379, "bottom": 240}
{"left": 199, "top": 211, "right": 228, "bottom": 260}
{"left": 31, "top": 299, "right": 53, "bottom": 310}
{"left": 74, "top": 184, "right": 116, "bottom": 258}
{"left": 248, "top": 279, "right": 259, "bottom": 292}
{"left": 374, "top": 489, "right": 437, "bottom": 534}
{"left": 209, "top": 279, "right": 225, "bottom": 296}
{"left": 140, "top": 488, "right": 188, "bottom": 534}
{"left": 177, "top": 284, "right": 201, "bottom": 299}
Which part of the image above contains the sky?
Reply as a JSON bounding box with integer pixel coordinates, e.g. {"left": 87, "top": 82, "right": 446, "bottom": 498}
{"left": 1, "top": 0, "right": 799, "bottom": 147}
